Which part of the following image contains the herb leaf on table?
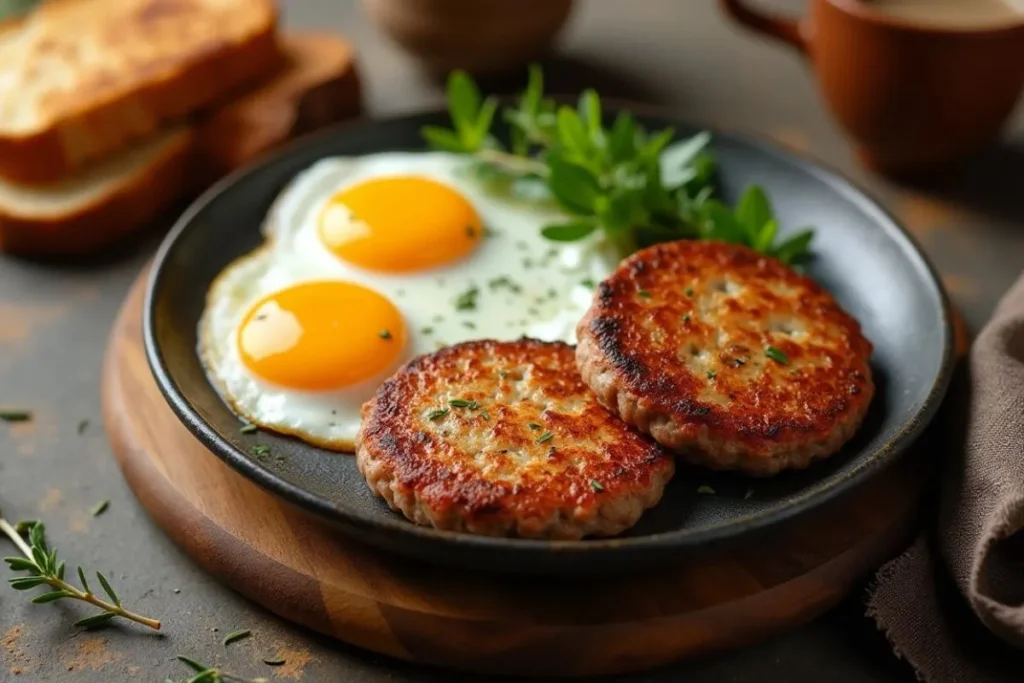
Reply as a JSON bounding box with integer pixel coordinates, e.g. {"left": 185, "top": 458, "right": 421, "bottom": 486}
{"left": 422, "top": 64, "right": 814, "bottom": 264}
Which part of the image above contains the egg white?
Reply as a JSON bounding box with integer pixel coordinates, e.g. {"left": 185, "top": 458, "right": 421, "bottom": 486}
{"left": 199, "top": 151, "right": 619, "bottom": 450}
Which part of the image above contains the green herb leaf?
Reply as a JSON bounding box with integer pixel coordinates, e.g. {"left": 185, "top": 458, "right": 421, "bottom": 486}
{"left": 4, "top": 556, "right": 37, "bottom": 572}
{"left": 448, "top": 399, "right": 477, "bottom": 409}
{"left": 222, "top": 629, "right": 252, "bottom": 646}
{"left": 536, "top": 431, "right": 554, "bottom": 444}
{"left": 91, "top": 500, "right": 109, "bottom": 517}
{"left": 77, "top": 565, "right": 91, "bottom": 594}
{"left": 557, "top": 106, "right": 591, "bottom": 155}
{"left": 546, "top": 156, "right": 602, "bottom": 215}
{"left": 0, "top": 410, "right": 31, "bottom": 422}
{"left": 771, "top": 229, "right": 815, "bottom": 264}
{"left": 578, "top": 89, "right": 604, "bottom": 147}
{"left": 378, "top": 329, "right": 392, "bottom": 340}
{"left": 744, "top": 488, "right": 755, "bottom": 500}
{"left": 177, "top": 655, "right": 209, "bottom": 673}
{"left": 735, "top": 186, "right": 773, "bottom": 242}
{"left": 700, "top": 200, "right": 747, "bottom": 244}
{"left": 527, "top": 422, "right": 542, "bottom": 430}
{"left": 606, "top": 112, "right": 637, "bottom": 163}
{"left": 706, "top": 370, "right": 716, "bottom": 379}
{"left": 447, "top": 70, "right": 482, "bottom": 138}
{"left": 240, "top": 423, "right": 258, "bottom": 434}
{"left": 590, "top": 480, "right": 605, "bottom": 492}
{"left": 426, "top": 408, "right": 449, "bottom": 421}
{"left": 541, "top": 220, "right": 597, "bottom": 242}
{"left": 74, "top": 612, "right": 118, "bottom": 629}
{"left": 755, "top": 218, "right": 779, "bottom": 252}
{"left": 422, "top": 125, "right": 469, "bottom": 153}
{"left": 765, "top": 346, "right": 789, "bottom": 364}
{"left": 8, "top": 576, "right": 48, "bottom": 590}
{"left": 31, "top": 590, "right": 70, "bottom": 604}
{"left": 96, "top": 571, "right": 120, "bottom": 606}
{"left": 697, "top": 485, "right": 716, "bottom": 495}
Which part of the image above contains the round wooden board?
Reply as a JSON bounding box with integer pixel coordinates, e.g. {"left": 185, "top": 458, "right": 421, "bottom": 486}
{"left": 102, "top": 269, "right": 939, "bottom": 678}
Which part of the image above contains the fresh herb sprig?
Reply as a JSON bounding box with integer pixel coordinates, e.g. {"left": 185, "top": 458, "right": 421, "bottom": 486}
{"left": 0, "top": 509, "right": 161, "bottom": 631}
{"left": 168, "top": 655, "right": 269, "bottom": 683}
{"left": 422, "top": 65, "right": 813, "bottom": 264}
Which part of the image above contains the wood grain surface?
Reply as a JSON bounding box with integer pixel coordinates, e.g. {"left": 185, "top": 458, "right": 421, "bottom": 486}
{"left": 101, "top": 270, "right": 936, "bottom": 678}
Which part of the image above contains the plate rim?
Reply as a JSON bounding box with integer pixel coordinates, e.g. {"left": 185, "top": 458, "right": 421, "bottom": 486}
{"left": 143, "top": 107, "right": 955, "bottom": 566}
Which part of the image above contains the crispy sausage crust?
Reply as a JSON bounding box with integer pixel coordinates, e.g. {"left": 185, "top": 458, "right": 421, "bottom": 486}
{"left": 356, "top": 339, "right": 675, "bottom": 539}
{"left": 576, "top": 240, "right": 874, "bottom": 476}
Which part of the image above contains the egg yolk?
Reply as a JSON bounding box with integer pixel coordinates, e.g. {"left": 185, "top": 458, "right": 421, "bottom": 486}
{"left": 238, "top": 281, "right": 406, "bottom": 391}
{"left": 318, "top": 176, "right": 481, "bottom": 272}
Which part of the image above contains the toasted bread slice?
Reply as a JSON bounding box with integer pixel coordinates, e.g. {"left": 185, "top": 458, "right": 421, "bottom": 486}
{"left": 0, "top": 0, "right": 281, "bottom": 184}
{"left": 0, "top": 33, "right": 361, "bottom": 257}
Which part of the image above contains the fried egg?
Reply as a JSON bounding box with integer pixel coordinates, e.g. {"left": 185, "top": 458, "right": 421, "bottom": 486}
{"left": 199, "top": 152, "right": 618, "bottom": 451}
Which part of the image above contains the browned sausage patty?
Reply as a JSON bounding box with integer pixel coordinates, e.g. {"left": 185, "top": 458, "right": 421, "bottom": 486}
{"left": 576, "top": 240, "right": 874, "bottom": 476}
{"left": 356, "top": 339, "right": 675, "bottom": 539}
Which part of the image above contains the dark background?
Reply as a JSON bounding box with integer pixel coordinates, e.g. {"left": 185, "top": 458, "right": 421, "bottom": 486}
{"left": 2, "top": 1, "right": 1023, "bottom": 680}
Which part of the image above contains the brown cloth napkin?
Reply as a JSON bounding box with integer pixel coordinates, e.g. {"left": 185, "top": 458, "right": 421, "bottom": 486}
{"left": 868, "top": 272, "right": 1024, "bottom": 682}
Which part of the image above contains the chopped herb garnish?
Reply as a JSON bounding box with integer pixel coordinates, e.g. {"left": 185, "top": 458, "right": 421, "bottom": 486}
{"left": 527, "top": 307, "right": 540, "bottom": 316}
{"left": 706, "top": 370, "right": 716, "bottom": 379}
{"left": 488, "top": 276, "right": 523, "bottom": 293}
{"left": 744, "top": 488, "right": 754, "bottom": 500}
{"left": 240, "top": 423, "right": 258, "bottom": 434}
{"left": 0, "top": 410, "right": 31, "bottom": 422}
{"left": 462, "top": 321, "right": 476, "bottom": 330}
{"left": 481, "top": 411, "right": 490, "bottom": 420}
{"left": 580, "top": 278, "right": 595, "bottom": 289}
{"left": 420, "top": 326, "right": 434, "bottom": 335}
{"left": 697, "top": 485, "right": 716, "bottom": 495}
{"left": 252, "top": 445, "right": 271, "bottom": 457}
{"left": 454, "top": 286, "right": 479, "bottom": 311}
{"left": 91, "top": 500, "right": 109, "bottom": 517}
{"left": 536, "top": 431, "right": 554, "bottom": 444}
{"left": 498, "top": 370, "right": 509, "bottom": 379}
{"left": 76, "top": 419, "right": 89, "bottom": 435}
{"left": 466, "top": 224, "right": 477, "bottom": 238}
{"left": 263, "top": 657, "right": 286, "bottom": 666}
{"left": 685, "top": 288, "right": 694, "bottom": 297}
{"left": 765, "top": 346, "right": 789, "bottom": 364}
{"left": 683, "top": 314, "right": 691, "bottom": 323}
{"left": 547, "top": 288, "right": 557, "bottom": 299}
{"left": 378, "top": 329, "right": 393, "bottom": 340}
{"left": 222, "top": 629, "right": 251, "bottom": 646}
{"left": 637, "top": 289, "right": 651, "bottom": 299}
{"left": 449, "top": 398, "right": 479, "bottom": 409}
{"left": 527, "top": 422, "right": 542, "bottom": 430}
{"left": 427, "top": 408, "right": 449, "bottom": 421}
{"left": 590, "top": 480, "right": 605, "bottom": 492}
{"left": 521, "top": 258, "right": 534, "bottom": 269}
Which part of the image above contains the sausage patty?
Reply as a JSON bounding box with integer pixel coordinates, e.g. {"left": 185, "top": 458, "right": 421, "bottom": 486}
{"left": 356, "top": 339, "right": 675, "bottom": 539}
{"left": 576, "top": 240, "right": 874, "bottom": 476}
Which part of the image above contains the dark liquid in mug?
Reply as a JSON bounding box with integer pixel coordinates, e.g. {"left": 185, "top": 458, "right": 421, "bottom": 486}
{"left": 864, "top": 0, "right": 1024, "bottom": 29}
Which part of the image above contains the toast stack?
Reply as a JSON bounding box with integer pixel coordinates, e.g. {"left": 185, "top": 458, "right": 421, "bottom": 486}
{"left": 0, "top": 0, "right": 362, "bottom": 256}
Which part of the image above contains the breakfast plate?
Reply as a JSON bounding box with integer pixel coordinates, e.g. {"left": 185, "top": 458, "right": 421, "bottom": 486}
{"left": 144, "top": 109, "right": 954, "bottom": 573}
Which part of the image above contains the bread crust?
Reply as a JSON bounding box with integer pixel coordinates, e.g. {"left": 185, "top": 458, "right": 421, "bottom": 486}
{"left": 575, "top": 240, "right": 874, "bottom": 476}
{"left": 0, "top": 129, "right": 194, "bottom": 256}
{"left": 0, "top": 0, "right": 282, "bottom": 184}
{"left": 0, "top": 33, "right": 361, "bottom": 257}
{"left": 357, "top": 339, "right": 675, "bottom": 539}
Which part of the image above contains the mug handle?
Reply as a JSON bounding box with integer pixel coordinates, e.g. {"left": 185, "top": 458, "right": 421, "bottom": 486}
{"left": 718, "top": 0, "right": 808, "bottom": 54}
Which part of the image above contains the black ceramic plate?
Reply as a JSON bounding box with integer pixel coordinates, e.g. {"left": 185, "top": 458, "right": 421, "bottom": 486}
{"left": 145, "top": 110, "right": 954, "bottom": 574}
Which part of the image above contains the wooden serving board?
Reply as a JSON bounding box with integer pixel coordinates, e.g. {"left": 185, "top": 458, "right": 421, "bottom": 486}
{"left": 102, "top": 270, "right": 949, "bottom": 678}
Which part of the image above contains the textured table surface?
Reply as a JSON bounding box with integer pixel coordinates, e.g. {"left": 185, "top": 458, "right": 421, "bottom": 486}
{"left": 2, "top": 1, "right": 1023, "bottom": 681}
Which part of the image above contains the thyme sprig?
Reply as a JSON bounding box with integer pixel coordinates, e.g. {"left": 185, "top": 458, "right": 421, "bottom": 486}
{"left": 0, "top": 508, "right": 160, "bottom": 631}
{"left": 422, "top": 65, "right": 814, "bottom": 264}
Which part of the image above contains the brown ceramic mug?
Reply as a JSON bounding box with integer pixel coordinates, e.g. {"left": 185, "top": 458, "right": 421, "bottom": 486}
{"left": 720, "top": 0, "right": 1024, "bottom": 175}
